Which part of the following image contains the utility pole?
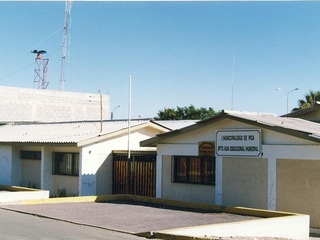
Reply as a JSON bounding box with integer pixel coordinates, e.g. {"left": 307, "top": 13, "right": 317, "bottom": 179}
{"left": 127, "top": 76, "right": 132, "bottom": 194}
{"left": 98, "top": 90, "right": 102, "bottom": 132}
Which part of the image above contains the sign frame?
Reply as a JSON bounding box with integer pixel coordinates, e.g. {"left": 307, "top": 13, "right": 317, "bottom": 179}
{"left": 216, "top": 129, "right": 261, "bottom": 157}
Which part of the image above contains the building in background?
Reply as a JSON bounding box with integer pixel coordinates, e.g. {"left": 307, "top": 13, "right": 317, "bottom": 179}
{"left": 0, "top": 85, "right": 110, "bottom": 123}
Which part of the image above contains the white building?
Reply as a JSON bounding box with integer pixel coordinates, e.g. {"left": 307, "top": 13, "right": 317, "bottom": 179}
{"left": 0, "top": 119, "right": 195, "bottom": 198}
{"left": 141, "top": 110, "right": 320, "bottom": 228}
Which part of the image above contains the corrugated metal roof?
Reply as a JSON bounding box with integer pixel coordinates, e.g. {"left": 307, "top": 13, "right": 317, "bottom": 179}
{"left": 0, "top": 120, "right": 150, "bottom": 144}
{"left": 226, "top": 110, "right": 320, "bottom": 137}
{"left": 0, "top": 119, "right": 194, "bottom": 145}
{"left": 154, "top": 120, "right": 198, "bottom": 130}
{"left": 141, "top": 110, "right": 320, "bottom": 147}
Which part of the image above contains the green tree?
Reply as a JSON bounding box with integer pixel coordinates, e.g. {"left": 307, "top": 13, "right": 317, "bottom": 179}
{"left": 155, "top": 105, "right": 218, "bottom": 120}
{"left": 292, "top": 90, "right": 320, "bottom": 112}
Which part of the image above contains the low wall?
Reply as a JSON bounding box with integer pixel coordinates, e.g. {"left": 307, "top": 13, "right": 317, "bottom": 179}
{"left": 0, "top": 185, "right": 49, "bottom": 203}
{"left": 155, "top": 214, "right": 309, "bottom": 240}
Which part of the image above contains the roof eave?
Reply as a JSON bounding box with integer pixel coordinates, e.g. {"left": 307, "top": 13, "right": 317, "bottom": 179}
{"left": 0, "top": 142, "right": 78, "bottom": 147}
{"left": 78, "top": 121, "right": 170, "bottom": 147}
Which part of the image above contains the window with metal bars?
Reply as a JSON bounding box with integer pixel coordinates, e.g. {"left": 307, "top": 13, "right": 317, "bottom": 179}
{"left": 52, "top": 152, "right": 79, "bottom": 176}
{"left": 20, "top": 151, "right": 41, "bottom": 160}
{"left": 172, "top": 156, "right": 215, "bottom": 185}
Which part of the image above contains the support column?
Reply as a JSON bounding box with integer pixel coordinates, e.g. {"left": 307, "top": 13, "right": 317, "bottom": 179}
{"left": 215, "top": 156, "right": 223, "bottom": 205}
{"left": 156, "top": 154, "right": 162, "bottom": 198}
{"left": 268, "top": 157, "right": 276, "bottom": 210}
{"left": 40, "top": 146, "right": 53, "bottom": 192}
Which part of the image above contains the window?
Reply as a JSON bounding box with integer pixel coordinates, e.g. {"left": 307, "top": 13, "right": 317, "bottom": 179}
{"left": 172, "top": 156, "right": 215, "bottom": 185}
{"left": 20, "top": 151, "right": 41, "bottom": 160}
{"left": 52, "top": 152, "right": 79, "bottom": 176}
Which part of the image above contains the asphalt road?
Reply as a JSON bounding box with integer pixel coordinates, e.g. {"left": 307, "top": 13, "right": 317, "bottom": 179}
{"left": 0, "top": 208, "right": 143, "bottom": 240}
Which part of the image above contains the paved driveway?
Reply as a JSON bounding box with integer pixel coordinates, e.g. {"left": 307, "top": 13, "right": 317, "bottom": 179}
{"left": 1, "top": 200, "right": 258, "bottom": 235}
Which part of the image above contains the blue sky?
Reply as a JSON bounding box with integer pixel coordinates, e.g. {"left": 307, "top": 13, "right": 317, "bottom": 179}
{"left": 1, "top": 1, "right": 320, "bottom": 119}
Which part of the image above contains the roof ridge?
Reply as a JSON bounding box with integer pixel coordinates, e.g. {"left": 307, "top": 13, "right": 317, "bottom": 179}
{"left": 223, "top": 109, "right": 277, "bottom": 117}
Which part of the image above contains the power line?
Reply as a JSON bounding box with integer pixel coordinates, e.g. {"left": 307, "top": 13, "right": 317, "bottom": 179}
{"left": 0, "top": 46, "right": 62, "bottom": 82}
{"left": 0, "top": 63, "right": 34, "bottom": 81}
{"left": 0, "top": 27, "right": 63, "bottom": 72}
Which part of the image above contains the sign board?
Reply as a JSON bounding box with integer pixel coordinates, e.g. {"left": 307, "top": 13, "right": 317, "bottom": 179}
{"left": 216, "top": 130, "right": 261, "bottom": 157}
{"left": 198, "top": 142, "right": 215, "bottom": 156}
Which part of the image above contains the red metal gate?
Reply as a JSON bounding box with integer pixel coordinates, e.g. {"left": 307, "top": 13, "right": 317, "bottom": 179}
{"left": 112, "top": 151, "right": 156, "bottom": 197}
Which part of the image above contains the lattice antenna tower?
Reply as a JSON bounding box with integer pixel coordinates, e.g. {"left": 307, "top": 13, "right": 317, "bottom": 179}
{"left": 60, "top": 0, "right": 72, "bottom": 91}
{"left": 31, "top": 50, "right": 49, "bottom": 89}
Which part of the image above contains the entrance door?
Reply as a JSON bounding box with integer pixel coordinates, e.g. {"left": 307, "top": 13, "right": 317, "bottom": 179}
{"left": 112, "top": 151, "right": 156, "bottom": 197}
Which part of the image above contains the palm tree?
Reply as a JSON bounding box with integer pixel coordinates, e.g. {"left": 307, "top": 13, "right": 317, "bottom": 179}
{"left": 292, "top": 90, "right": 320, "bottom": 112}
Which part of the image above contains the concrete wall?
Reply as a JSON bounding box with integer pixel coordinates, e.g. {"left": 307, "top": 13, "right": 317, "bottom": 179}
{"left": 222, "top": 157, "right": 268, "bottom": 209}
{"left": 0, "top": 85, "right": 110, "bottom": 122}
{"left": 277, "top": 159, "right": 320, "bottom": 227}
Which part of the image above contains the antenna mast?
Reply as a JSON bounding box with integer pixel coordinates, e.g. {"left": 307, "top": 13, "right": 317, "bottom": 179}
{"left": 60, "top": 0, "right": 72, "bottom": 91}
{"left": 231, "top": 56, "right": 235, "bottom": 110}
{"left": 31, "top": 50, "right": 49, "bottom": 89}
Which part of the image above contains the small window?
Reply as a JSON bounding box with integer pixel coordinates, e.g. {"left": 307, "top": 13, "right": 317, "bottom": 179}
{"left": 172, "top": 156, "right": 215, "bottom": 185}
{"left": 52, "top": 152, "right": 79, "bottom": 176}
{"left": 20, "top": 151, "right": 41, "bottom": 160}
